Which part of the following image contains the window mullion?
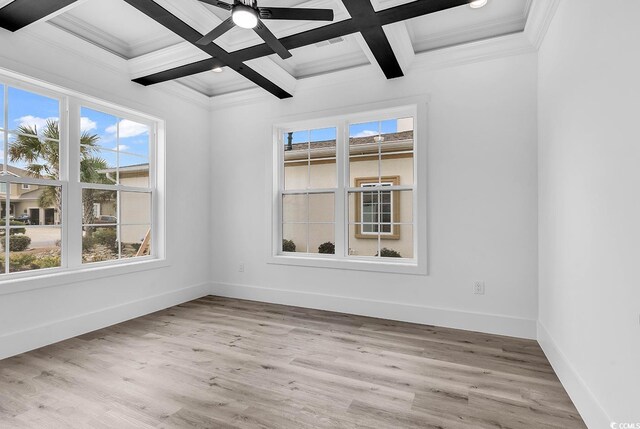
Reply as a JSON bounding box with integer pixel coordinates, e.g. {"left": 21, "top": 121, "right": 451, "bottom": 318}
{"left": 337, "top": 120, "right": 348, "bottom": 258}
{"left": 3, "top": 85, "right": 8, "bottom": 273}
{"left": 66, "top": 99, "right": 82, "bottom": 268}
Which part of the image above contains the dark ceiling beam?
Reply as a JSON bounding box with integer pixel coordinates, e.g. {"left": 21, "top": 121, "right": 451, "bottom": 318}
{"left": 377, "top": 0, "right": 471, "bottom": 26}
{"left": 133, "top": 0, "right": 473, "bottom": 90}
{"left": 238, "top": 0, "right": 473, "bottom": 64}
{"left": 133, "top": 58, "right": 220, "bottom": 86}
{"left": 0, "top": 0, "right": 77, "bottom": 32}
{"left": 234, "top": 19, "right": 356, "bottom": 63}
{"left": 123, "top": 0, "right": 292, "bottom": 99}
{"left": 342, "top": 0, "right": 403, "bottom": 79}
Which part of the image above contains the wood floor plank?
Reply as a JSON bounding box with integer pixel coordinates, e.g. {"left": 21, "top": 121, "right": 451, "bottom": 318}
{"left": 0, "top": 296, "right": 586, "bottom": 428}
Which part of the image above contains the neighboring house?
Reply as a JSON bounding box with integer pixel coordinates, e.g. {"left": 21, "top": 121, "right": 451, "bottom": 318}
{"left": 0, "top": 164, "right": 60, "bottom": 225}
{"left": 283, "top": 119, "right": 414, "bottom": 257}
{"left": 96, "top": 164, "right": 150, "bottom": 244}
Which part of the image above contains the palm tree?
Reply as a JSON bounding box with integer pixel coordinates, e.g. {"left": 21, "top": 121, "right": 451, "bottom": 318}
{"left": 8, "top": 120, "right": 110, "bottom": 225}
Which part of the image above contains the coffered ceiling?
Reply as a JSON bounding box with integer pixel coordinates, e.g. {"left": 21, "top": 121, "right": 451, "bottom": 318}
{"left": 0, "top": 0, "right": 532, "bottom": 98}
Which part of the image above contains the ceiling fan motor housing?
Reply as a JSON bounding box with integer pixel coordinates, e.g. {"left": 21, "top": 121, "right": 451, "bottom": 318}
{"left": 232, "top": 3, "right": 259, "bottom": 28}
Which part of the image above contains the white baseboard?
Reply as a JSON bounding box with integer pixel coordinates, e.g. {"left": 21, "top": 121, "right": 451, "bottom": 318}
{"left": 210, "top": 282, "right": 537, "bottom": 339}
{"left": 537, "top": 322, "right": 611, "bottom": 429}
{"left": 0, "top": 282, "right": 212, "bottom": 361}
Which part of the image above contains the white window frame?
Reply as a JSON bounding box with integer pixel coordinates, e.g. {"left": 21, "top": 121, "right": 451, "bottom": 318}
{"left": 269, "top": 100, "right": 428, "bottom": 275}
{"left": 360, "top": 181, "right": 394, "bottom": 236}
{"left": 0, "top": 68, "right": 166, "bottom": 289}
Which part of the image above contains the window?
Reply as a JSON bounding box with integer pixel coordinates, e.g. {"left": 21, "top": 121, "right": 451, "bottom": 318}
{"left": 355, "top": 177, "right": 399, "bottom": 238}
{"left": 281, "top": 127, "right": 336, "bottom": 254}
{"left": 0, "top": 74, "right": 162, "bottom": 278}
{"left": 80, "top": 107, "right": 153, "bottom": 264}
{"left": 274, "top": 104, "right": 422, "bottom": 272}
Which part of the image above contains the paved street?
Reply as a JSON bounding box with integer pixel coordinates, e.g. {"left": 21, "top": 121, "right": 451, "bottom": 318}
{"left": 21, "top": 227, "right": 60, "bottom": 248}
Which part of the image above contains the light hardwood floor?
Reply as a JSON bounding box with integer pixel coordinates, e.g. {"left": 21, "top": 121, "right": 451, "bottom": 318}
{"left": 0, "top": 296, "right": 586, "bottom": 428}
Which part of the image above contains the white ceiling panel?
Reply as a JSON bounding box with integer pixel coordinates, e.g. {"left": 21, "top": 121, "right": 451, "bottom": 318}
{"left": 177, "top": 67, "right": 257, "bottom": 96}
{"left": 48, "top": 0, "right": 183, "bottom": 58}
{"left": 269, "top": 34, "right": 369, "bottom": 79}
{"left": 405, "top": 0, "right": 530, "bottom": 53}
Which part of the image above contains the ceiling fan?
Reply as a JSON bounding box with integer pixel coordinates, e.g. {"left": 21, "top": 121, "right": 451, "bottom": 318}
{"left": 196, "top": 0, "right": 334, "bottom": 59}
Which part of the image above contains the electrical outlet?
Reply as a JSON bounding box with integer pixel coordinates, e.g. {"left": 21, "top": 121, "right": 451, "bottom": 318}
{"left": 238, "top": 263, "right": 245, "bottom": 273}
{"left": 473, "top": 281, "right": 485, "bottom": 295}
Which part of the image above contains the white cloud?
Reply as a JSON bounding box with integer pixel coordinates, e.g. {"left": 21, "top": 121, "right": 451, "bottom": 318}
{"left": 16, "top": 115, "right": 97, "bottom": 134}
{"left": 106, "top": 120, "right": 148, "bottom": 138}
{"left": 17, "top": 115, "right": 58, "bottom": 132}
{"left": 116, "top": 144, "right": 129, "bottom": 152}
{"left": 353, "top": 130, "right": 379, "bottom": 138}
{"left": 80, "top": 117, "right": 97, "bottom": 132}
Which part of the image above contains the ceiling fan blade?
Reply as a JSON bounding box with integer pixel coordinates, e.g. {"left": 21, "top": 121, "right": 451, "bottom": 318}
{"left": 253, "top": 20, "right": 292, "bottom": 60}
{"left": 197, "top": 0, "right": 233, "bottom": 11}
{"left": 258, "top": 7, "right": 334, "bottom": 22}
{"left": 196, "top": 17, "right": 235, "bottom": 45}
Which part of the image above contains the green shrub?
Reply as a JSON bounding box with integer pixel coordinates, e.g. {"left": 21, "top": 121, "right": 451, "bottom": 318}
{"left": 8, "top": 253, "right": 60, "bottom": 272}
{"left": 36, "top": 255, "right": 61, "bottom": 269}
{"left": 1, "top": 234, "right": 32, "bottom": 252}
{"left": 282, "top": 239, "right": 296, "bottom": 252}
{"left": 93, "top": 228, "right": 117, "bottom": 252}
{"left": 9, "top": 253, "right": 36, "bottom": 271}
{"left": 318, "top": 242, "right": 335, "bottom": 254}
{"left": 376, "top": 247, "right": 401, "bottom": 258}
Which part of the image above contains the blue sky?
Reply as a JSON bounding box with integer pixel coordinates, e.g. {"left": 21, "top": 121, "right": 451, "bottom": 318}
{"left": 1, "top": 86, "right": 149, "bottom": 169}
{"left": 285, "top": 120, "right": 398, "bottom": 145}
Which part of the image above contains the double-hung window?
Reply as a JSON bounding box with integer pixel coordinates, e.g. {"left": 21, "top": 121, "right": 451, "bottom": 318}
{"left": 0, "top": 73, "right": 161, "bottom": 279}
{"left": 79, "top": 106, "right": 154, "bottom": 264}
{"left": 274, "top": 104, "right": 423, "bottom": 273}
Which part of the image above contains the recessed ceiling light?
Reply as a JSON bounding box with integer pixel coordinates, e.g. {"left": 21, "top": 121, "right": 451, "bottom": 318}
{"left": 212, "top": 67, "right": 224, "bottom": 73}
{"left": 470, "top": 0, "right": 488, "bottom": 8}
{"left": 231, "top": 4, "right": 259, "bottom": 29}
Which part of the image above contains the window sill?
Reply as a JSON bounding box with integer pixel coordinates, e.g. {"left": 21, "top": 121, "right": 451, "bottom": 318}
{"left": 0, "top": 257, "right": 169, "bottom": 296}
{"left": 268, "top": 254, "right": 426, "bottom": 275}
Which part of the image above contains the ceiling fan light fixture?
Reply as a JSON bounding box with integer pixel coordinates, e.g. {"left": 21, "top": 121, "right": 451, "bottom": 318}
{"left": 469, "top": 0, "right": 488, "bottom": 8}
{"left": 212, "top": 66, "right": 224, "bottom": 73}
{"left": 232, "top": 4, "right": 259, "bottom": 29}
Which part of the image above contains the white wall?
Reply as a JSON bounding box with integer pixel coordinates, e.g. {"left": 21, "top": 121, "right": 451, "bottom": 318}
{"left": 538, "top": 0, "right": 640, "bottom": 426}
{"left": 0, "top": 25, "right": 212, "bottom": 359}
{"left": 210, "top": 52, "right": 539, "bottom": 339}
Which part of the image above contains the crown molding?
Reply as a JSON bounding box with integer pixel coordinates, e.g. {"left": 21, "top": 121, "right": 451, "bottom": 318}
{"left": 209, "top": 30, "right": 536, "bottom": 110}
{"left": 409, "top": 31, "right": 535, "bottom": 72}
{"left": 7, "top": 0, "right": 556, "bottom": 109}
{"left": 49, "top": 13, "right": 131, "bottom": 58}
{"left": 210, "top": 87, "right": 273, "bottom": 110}
{"left": 384, "top": 21, "right": 415, "bottom": 73}
{"left": 411, "top": 14, "right": 527, "bottom": 54}
{"left": 294, "top": 49, "right": 369, "bottom": 79}
{"left": 17, "top": 23, "right": 211, "bottom": 110}
{"left": 245, "top": 57, "right": 297, "bottom": 96}
{"left": 524, "top": 0, "right": 560, "bottom": 49}
{"left": 128, "top": 42, "right": 210, "bottom": 79}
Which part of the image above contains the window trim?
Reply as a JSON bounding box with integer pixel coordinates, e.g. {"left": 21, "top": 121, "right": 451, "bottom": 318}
{"left": 0, "top": 67, "right": 166, "bottom": 284}
{"left": 269, "top": 99, "right": 428, "bottom": 275}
